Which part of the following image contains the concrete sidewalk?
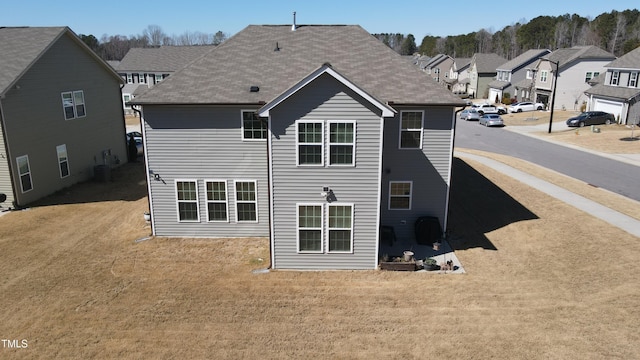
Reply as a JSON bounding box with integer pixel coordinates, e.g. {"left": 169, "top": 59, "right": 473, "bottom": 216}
{"left": 456, "top": 150, "right": 640, "bottom": 239}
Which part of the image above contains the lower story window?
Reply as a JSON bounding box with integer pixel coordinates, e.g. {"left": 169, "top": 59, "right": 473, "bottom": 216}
{"left": 56, "top": 144, "right": 69, "bottom": 178}
{"left": 235, "top": 181, "right": 257, "bottom": 222}
{"left": 298, "top": 205, "right": 323, "bottom": 252}
{"left": 389, "top": 181, "right": 412, "bottom": 210}
{"left": 297, "top": 204, "right": 354, "bottom": 253}
{"left": 16, "top": 155, "right": 33, "bottom": 193}
{"left": 206, "top": 180, "right": 228, "bottom": 222}
{"left": 328, "top": 205, "right": 353, "bottom": 252}
{"left": 176, "top": 180, "right": 199, "bottom": 221}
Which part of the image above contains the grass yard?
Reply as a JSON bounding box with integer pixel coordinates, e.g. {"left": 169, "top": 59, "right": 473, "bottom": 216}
{"left": 1, "top": 149, "right": 640, "bottom": 358}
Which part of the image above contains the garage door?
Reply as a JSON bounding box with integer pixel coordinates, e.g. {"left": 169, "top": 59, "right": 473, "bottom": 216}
{"left": 488, "top": 88, "right": 501, "bottom": 102}
{"left": 593, "top": 99, "right": 623, "bottom": 120}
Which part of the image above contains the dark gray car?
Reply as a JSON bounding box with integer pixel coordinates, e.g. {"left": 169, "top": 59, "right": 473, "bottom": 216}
{"left": 566, "top": 111, "right": 615, "bottom": 127}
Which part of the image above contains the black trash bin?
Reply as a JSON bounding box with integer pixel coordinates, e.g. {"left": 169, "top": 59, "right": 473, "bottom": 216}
{"left": 414, "top": 216, "right": 442, "bottom": 245}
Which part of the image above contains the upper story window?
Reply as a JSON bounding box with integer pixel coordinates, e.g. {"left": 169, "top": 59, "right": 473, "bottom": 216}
{"left": 539, "top": 70, "right": 548, "bottom": 83}
{"left": 297, "top": 121, "right": 324, "bottom": 165}
{"left": 176, "top": 180, "right": 199, "bottom": 222}
{"left": 61, "top": 90, "right": 86, "bottom": 120}
{"left": 610, "top": 71, "right": 620, "bottom": 86}
{"left": 585, "top": 72, "right": 593, "bottom": 82}
{"left": 16, "top": 155, "right": 33, "bottom": 193}
{"left": 154, "top": 74, "right": 164, "bottom": 84}
{"left": 123, "top": 94, "right": 131, "bottom": 109}
{"left": 241, "top": 111, "right": 267, "bottom": 140}
{"left": 328, "top": 122, "right": 355, "bottom": 166}
{"left": 126, "top": 74, "right": 133, "bottom": 84}
{"left": 56, "top": 144, "right": 69, "bottom": 178}
{"left": 206, "top": 180, "right": 228, "bottom": 222}
{"left": 138, "top": 73, "right": 146, "bottom": 84}
{"left": 399, "top": 111, "right": 423, "bottom": 149}
{"left": 629, "top": 72, "right": 638, "bottom": 88}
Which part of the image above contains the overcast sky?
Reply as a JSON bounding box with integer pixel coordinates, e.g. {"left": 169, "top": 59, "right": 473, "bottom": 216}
{"left": 2, "top": 0, "right": 638, "bottom": 41}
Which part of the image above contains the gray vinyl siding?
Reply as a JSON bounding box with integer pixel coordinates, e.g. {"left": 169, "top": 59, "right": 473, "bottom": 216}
{"left": 380, "top": 106, "right": 454, "bottom": 241}
{"left": 269, "top": 74, "right": 383, "bottom": 270}
{"left": 1, "top": 33, "right": 126, "bottom": 207}
{"left": 0, "top": 116, "right": 14, "bottom": 207}
{"left": 143, "top": 105, "right": 269, "bottom": 237}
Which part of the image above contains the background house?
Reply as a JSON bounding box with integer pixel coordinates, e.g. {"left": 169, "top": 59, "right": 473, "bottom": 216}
{"left": 0, "top": 27, "right": 126, "bottom": 209}
{"left": 131, "top": 24, "right": 465, "bottom": 270}
{"left": 533, "top": 46, "right": 616, "bottom": 111}
{"left": 422, "top": 54, "right": 454, "bottom": 87}
{"left": 584, "top": 46, "right": 640, "bottom": 124}
{"left": 467, "top": 53, "right": 507, "bottom": 100}
{"left": 488, "top": 49, "right": 551, "bottom": 103}
{"left": 451, "top": 57, "right": 471, "bottom": 94}
{"left": 116, "top": 45, "right": 214, "bottom": 115}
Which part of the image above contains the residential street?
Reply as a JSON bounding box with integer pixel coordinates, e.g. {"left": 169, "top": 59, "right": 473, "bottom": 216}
{"left": 454, "top": 119, "right": 640, "bottom": 202}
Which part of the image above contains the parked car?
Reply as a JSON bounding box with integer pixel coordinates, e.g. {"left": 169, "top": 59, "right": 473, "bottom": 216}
{"left": 126, "top": 131, "right": 143, "bottom": 156}
{"left": 565, "top": 111, "right": 616, "bottom": 127}
{"left": 509, "top": 101, "right": 544, "bottom": 113}
{"left": 479, "top": 114, "right": 504, "bottom": 127}
{"left": 459, "top": 109, "right": 481, "bottom": 121}
{"left": 472, "top": 103, "right": 507, "bottom": 115}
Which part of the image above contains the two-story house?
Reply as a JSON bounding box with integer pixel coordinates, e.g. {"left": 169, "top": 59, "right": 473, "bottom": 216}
{"left": 422, "top": 54, "right": 454, "bottom": 87}
{"left": 467, "top": 53, "right": 507, "bottom": 100}
{"left": 131, "top": 24, "right": 465, "bottom": 270}
{"left": 488, "top": 49, "right": 551, "bottom": 103}
{"left": 0, "top": 27, "right": 126, "bottom": 209}
{"left": 116, "top": 46, "right": 214, "bottom": 115}
{"left": 533, "top": 46, "right": 616, "bottom": 111}
{"left": 584, "top": 46, "right": 640, "bottom": 124}
{"left": 451, "top": 58, "right": 471, "bottom": 95}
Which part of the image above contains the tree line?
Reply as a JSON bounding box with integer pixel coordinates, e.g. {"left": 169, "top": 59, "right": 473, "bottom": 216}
{"left": 374, "top": 9, "right": 640, "bottom": 59}
{"left": 79, "top": 25, "right": 228, "bottom": 61}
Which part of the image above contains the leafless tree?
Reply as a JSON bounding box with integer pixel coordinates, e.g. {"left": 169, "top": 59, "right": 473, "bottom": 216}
{"left": 475, "top": 29, "right": 493, "bottom": 53}
{"left": 610, "top": 12, "right": 627, "bottom": 54}
{"left": 143, "top": 25, "right": 167, "bottom": 46}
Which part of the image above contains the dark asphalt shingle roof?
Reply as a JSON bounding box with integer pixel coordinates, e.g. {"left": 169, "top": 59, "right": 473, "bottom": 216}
{"left": 116, "top": 45, "right": 215, "bottom": 73}
{"left": 545, "top": 45, "right": 615, "bottom": 69}
{"left": 132, "top": 25, "right": 465, "bottom": 106}
{"left": 497, "top": 49, "right": 551, "bottom": 71}
{"left": 472, "top": 53, "right": 507, "bottom": 73}
{"left": 605, "top": 45, "right": 640, "bottom": 70}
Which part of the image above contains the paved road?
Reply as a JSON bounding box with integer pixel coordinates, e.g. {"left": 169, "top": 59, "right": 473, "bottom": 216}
{"left": 454, "top": 119, "right": 640, "bottom": 202}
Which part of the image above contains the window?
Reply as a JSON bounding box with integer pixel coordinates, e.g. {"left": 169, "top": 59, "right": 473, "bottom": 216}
{"left": 297, "top": 121, "right": 323, "bottom": 165}
{"left": 629, "top": 72, "right": 638, "bottom": 88}
{"left": 526, "top": 70, "right": 533, "bottom": 79}
{"left": 329, "top": 122, "right": 355, "bottom": 166}
{"left": 389, "top": 181, "right": 412, "bottom": 210}
{"left": 242, "top": 111, "right": 267, "bottom": 140}
{"left": 539, "top": 71, "right": 548, "bottom": 83}
{"left": 123, "top": 94, "right": 131, "bottom": 109}
{"left": 176, "top": 180, "right": 199, "bottom": 222}
{"left": 138, "top": 73, "right": 145, "bottom": 84}
{"left": 126, "top": 74, "right": 133, "bottom": 84}
{"left": 611, "top": 71, "right": 619, "bottom": 86}
{"left": 585, "top": 72, "right": 593, "bottom": 82}
{"left": 16, "top": 155, "right": 32, "bottom": 193}
{"left": 235, "top": 181, "right": 257, "bottom": 222}
{"left": 56, "top": 144, "right": 69, "bottom": 178}
{"left": 399, "top": 111, "right": 423, "bottom": 149}
{"left": 154, "top": 74, "right": 163, "bottom": 84}
{"left": 61, "top": 90, "right": 85, "bottom": 120}
{"left": 328, "top": 205, "right": 353, "bottom": 252}
{"left": 205, "top": 181, "right": 228, "bottom": 222}
{"left": 297, "top": 205, "right": 323, "bottom": 252}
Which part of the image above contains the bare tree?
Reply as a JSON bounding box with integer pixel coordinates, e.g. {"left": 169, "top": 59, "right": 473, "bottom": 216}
{"left": 610, "top": 12, "right": 627, "bottom": 54}
{"left": 475, "top": 29, "right": 493, "bottom": 53}
{"left": 143, "top": 25, "right": 167, "bottom": 46}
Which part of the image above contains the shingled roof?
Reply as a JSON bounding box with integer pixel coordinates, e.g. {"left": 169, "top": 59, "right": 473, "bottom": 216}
{"left": 472, "top": 53, "right": 507, "bottom": 74}
{"left": 132, "top": 25, "right": 465, "bottom": 106}
{"left": 497, "top": 49, "right": 551, "bottom": 71}
{"left": 0, "top": 26, "right": 121, "bottom": 96}
{"left": 545, "top": 45, "right": 615, "bottom": 69}
{"left": 605, "top": 45, "right": 640, "bottom": 70}
{"left": 116, "top": 45, "right": 215, "bottom": 73}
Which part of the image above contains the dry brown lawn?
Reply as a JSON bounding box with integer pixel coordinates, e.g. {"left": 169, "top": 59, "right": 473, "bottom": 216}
{"left": 1, "top": 131, "right": 639, "bottom": 358}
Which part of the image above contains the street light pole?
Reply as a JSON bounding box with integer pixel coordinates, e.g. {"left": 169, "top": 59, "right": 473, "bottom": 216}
{"left": 548, "top": 60, "right": 560, "bottom": 134}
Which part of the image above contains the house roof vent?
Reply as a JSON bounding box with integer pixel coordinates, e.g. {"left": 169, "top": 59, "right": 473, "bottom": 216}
{"left": 292, "top": 11, "right": 297, "bottom": 31}
{"left": 250, "top": 86, "right": 260, "bottom": 92}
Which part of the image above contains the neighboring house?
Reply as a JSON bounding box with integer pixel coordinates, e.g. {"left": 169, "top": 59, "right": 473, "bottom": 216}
{"left": 422, "top": 54, "right": 454, "bottom": 87}
{"left": 532, "top": 45, "right": 616, "bottom": 111}
{"left": 0, "top": 27, "right": 126, "bottom": 209}
{"left": 467, "top": 53, "right": 507, "bottom": 100}
{"left": 584, "top": 46, "right": 640, "bottom": 124}
{"left": 116, "top": 45, "right": 214, "bottom": 115}
{"left": 489, "top": 49, "right": 551, "bottom": 103}
{"left": 451, "top": 58, "right": 471, "bottom": 94}
{"left": 131, "top": 24, "right": 465, "bottom": 270}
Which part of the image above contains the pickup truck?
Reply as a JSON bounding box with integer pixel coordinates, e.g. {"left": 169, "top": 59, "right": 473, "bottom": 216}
{"left": 471, "top": 103, "right": 507, "bottom": 115}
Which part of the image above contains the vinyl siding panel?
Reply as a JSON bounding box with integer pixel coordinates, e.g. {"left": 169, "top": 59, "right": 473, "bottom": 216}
{"left": 143, "top": 106, "right": 269, "bottom": 237}
{"left": 380, "top": 106, "right": 453, "bottom": 241}
{"left": 0, "top": 118, "right": 14, "bottom": 207}
{"left": 1, "top": 33, "right": 126, "bottom": 206}
{"left": 269, "top": 74, "right": 382, "bottom": 270}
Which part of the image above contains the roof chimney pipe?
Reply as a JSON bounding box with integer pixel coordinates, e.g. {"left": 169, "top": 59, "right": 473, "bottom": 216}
{"left": 292, "top": 11, "right": 297, "bottom": 31}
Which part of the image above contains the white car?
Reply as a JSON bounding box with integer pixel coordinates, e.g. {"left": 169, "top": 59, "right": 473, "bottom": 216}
{"left": 509, "top": 102, "right": 544, "bottom": 113}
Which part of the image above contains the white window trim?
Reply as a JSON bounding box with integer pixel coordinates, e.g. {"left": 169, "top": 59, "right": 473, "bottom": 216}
{"left": 138, "top": 73, "right": 145, "bottom": 84}
{"left": 328, "top": 120, "right": 356, "bottom": 167}
{"left": 205, "top": 179, "right": 229, "bottom": 223}
{"left": 61, "top": 90, "right": 86, "bottom": 120}
{"left": 388, "top": 181, "right": 413, "bottom": 210}
{"left": 123, "top": 94, "right": 132, "bottom": 109}
{"left": 175, "top": 179, "right": 200, "bottom": 223}
{"left": 327, "top": 203, "right": 354, "bottom": 254}
{"left": 241, "top": 110, "right": 267, "bottom": 141}
{"left": 611, "top": 71, "right": 620, "bottom": 86}
{"left": 629, "top": 72, "right": 638, "bottom": 88}
{"left": 296, "top": 203, "right": 325, "bottom": 254}
{"left": 56, "top": 144, "right": 70, "bottom": 179}
{"left": 16, "top": 155, "right": 33, "bottom": 193}
{"left": 155, "top": 74, "right": 163, "bottom": 84}
{"left": 126, "top": 74, "right": 133, "bottom": 84}
{"left": 296, "top": 120, "right": 324, "bottom": 166}
{"left": 398, "top": 110, "right": 424, "bottom": 150}
{"left": 540, "top": 70, "right": 548, "bottom": 83}
{"left": 234, "top": 180, "right": 258, "bottom": 223}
